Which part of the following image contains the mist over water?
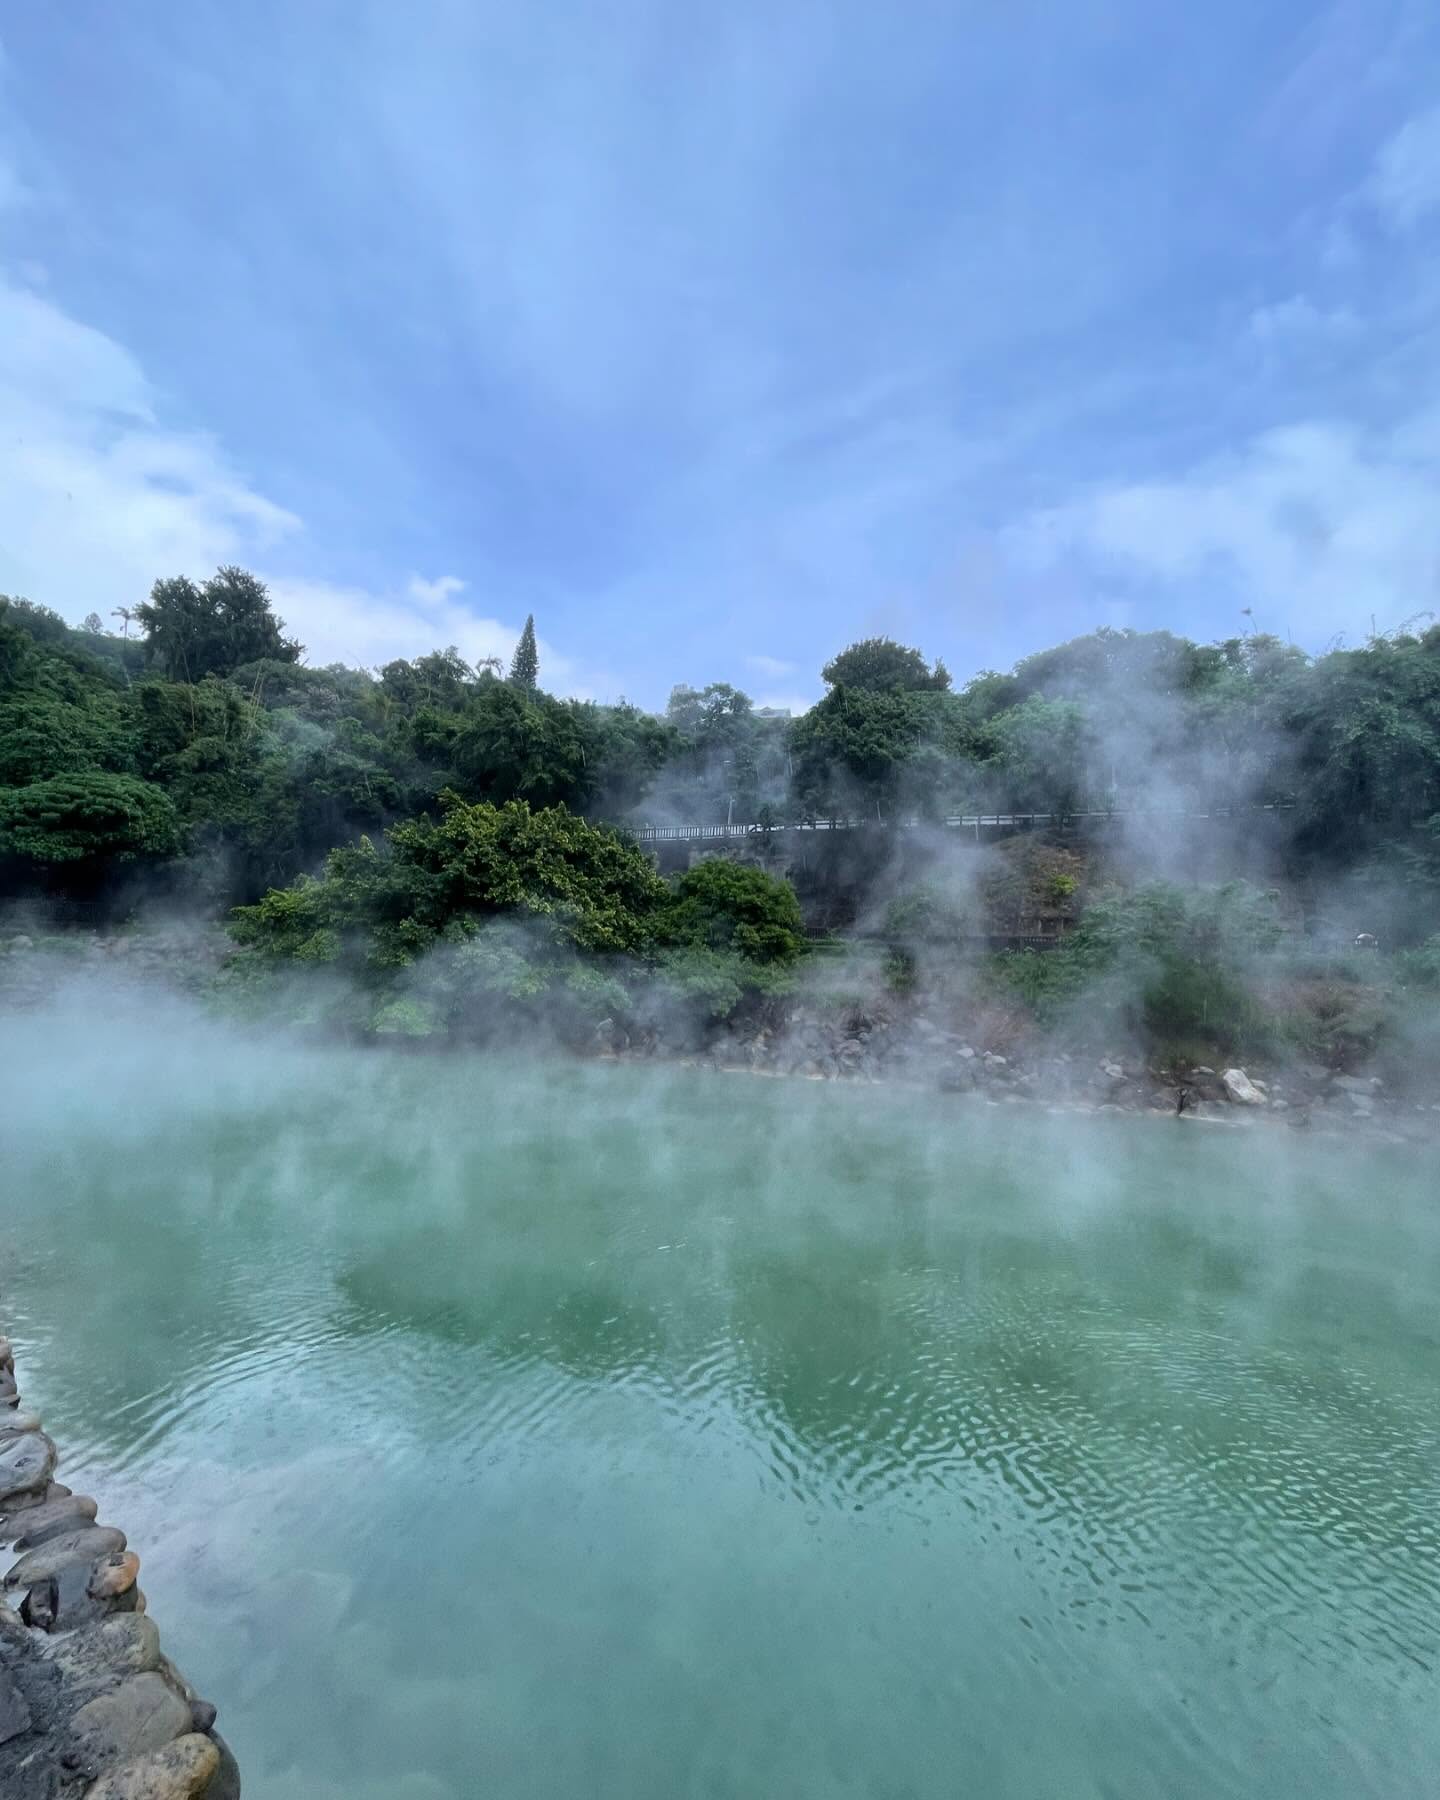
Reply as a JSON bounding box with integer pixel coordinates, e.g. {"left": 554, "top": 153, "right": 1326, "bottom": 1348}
{"left": 4, "top": 1006, "right": 1439, "bottom": 1800}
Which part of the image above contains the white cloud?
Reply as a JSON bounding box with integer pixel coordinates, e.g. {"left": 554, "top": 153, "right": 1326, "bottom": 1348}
{"left": 1369, "top": 103, "right": 1440, "bottom": 230}
{"left": 0, "top": 274, "right": 300, "bottom": 612}
{"left": 0, "top": 272, "right": 593, "bottom": 687}
{"left": 1247, "top": 294, "right": 1360, "bottom": 344}
{"left": 267, "top": 574, "right": 580, "bottom": 691}
{"left": 405, "top": 574, "right": 466, "bottom": 608}
{"left": 745, "top": 653, "right": 796, "bottom": 679}
{"left": 1015, "top": 412, "right": 1440, "bottom": 641}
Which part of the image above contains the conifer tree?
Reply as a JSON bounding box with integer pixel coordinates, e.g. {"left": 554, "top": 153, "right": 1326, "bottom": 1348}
{"left": 509, "top": 614, "right": 539, "bottom": 690}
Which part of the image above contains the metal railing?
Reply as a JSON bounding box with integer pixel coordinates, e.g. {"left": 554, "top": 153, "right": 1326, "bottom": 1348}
{"left": 629, "top": 802, "right": 1295, "bottom": 844}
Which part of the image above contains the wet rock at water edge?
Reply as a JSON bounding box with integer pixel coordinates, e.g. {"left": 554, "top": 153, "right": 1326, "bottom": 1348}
{"left": 0, "top": 1487, "right": 84, "bottom": 1540}
{"left": 82, "top": 1730, "right": 220, "bottom": 1799}
{"left": 43, "top": 1614, "right": 163, "bottom": 1687}
{"left": 90, "top": 1553, "right": 141, "bottom": 1602}
{"left": 206, "top": 1732, "right": 242, "bottom": 1800}
{"left": 66, "top": 1671, "right": 193, "bottom": 1773}
{"left": 1332, "top": 1073, "right": 1381, "bottom": 1095}
{"left": 6, "top": 1493, "right": 99, "bottom": 1549}
{"left": 5, "top": 1525, "right": 127, "bottom": 1590}
{"left": 0, "top": 1432, "right": 57, "bottom": 1505}
{"left": 29, "top": 1553, "right": 139, "bottom": 1633}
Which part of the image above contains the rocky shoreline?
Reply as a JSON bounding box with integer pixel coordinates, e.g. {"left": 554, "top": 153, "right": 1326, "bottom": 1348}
{"left": 602, "top": 1004, "right": 1440, "bottom": 1141}
{"left": 4, "top": 924, "right": 1436, "bottom": 1140}
{"left": 0, "top": 1339, "right": 239, "bottom": 1799}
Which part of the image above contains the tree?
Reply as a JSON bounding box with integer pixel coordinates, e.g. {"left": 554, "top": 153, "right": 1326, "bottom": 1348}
{"left": 378, "top": 647, "right": 476, "bottom": 714}
{"left": 666, "top": 682, "right": 753, "bottom": 742}
{"left": 453, "top": 683, "right": 588, "bottom": 808}
{"left": 136, "top": 566, "right": 303, "bottom": 682}
{"left": 821, "top": 638, "right": 950, "bottom": 693}
{"left": 0, "top": 772, "right": 182, "bottom": 875}
{"left": 233, "top": 794, "right": 670, "bottom": 967}
{"left": 83, "top": 612, "right": 104, "bottom": 634}
{"left": 662, "top": 858, "right": 806, "bottom": 964}
{"left": 509, "top": 615, "right": 539, "bottom": 691}
{"left": 982, "top": 696, "right": 1091, "bottom": 813}
{"left": 573, "top": 702, "right": 677, "bottom": 815}
{"left": 790, "top": 686, "right": 947, "bottom": 816}
{"left": 0, "top": 690, "right": 135, "bottom": 786}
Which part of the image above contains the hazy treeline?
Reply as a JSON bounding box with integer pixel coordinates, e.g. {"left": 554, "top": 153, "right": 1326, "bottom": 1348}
{"left": 5, "top": 570, "right": 1439, "bottom": 900}
{"left": 2, "top": 569, "right": 1439, "bottom": 1067}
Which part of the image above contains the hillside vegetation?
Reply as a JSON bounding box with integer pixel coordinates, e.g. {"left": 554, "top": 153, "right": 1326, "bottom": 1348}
{"left": 3, "top": 573, "right": 1438, "bottom": 1068}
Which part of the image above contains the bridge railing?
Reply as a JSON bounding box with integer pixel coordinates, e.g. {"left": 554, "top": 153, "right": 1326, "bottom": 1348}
{"left": 629, "top": 802, "right": 1295, "bottom": 844}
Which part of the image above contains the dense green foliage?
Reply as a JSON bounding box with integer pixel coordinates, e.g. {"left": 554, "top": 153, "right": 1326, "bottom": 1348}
{"left": 136, "top": 567, "right": 303, "bottom": 682}
{"left": 3, "top": 567, "right": 1440, "bottom": 1060}
{"left": 0, "top": 771, "right": 181, "bottom": 881}
{"left": 231, "top": 794, "right": 804, "bottom": 1034}
{"left": 989, "top": 882, "right": 1284, "bottom": 1046}
{"left": 820, "top": 637, "right": 951, "bottom": 693}
{"left": 508, "top": 614, "right": 540, "bottom": 691}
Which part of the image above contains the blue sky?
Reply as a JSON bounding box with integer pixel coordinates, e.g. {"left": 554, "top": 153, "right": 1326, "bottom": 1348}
{"left": 1, "top": 0, "right": 1438, "bottom": 708}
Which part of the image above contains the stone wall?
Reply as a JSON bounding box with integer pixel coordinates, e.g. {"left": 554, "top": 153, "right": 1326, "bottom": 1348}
{"left": 0, "top": 1337, "right": 239, "bottom": 1799}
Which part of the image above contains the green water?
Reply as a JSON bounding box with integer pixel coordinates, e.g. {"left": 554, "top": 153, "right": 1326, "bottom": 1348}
{"left": 4, "top": 1013, "right": 1439, "bottom": 1799}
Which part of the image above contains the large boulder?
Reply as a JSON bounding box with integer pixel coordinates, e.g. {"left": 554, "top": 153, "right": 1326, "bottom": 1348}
{"left": 6, "top": 1493, "right": 99, "bottom": 1549}
{"left": 5, "top": 1525, "right": 126, "bottom": 1590}
{"left": 65, "top": 1671, "right": 192, "bottom": 1772}
{"left": 0, "top": 1434, "right": 56, "bottom": 1508}
{"left": 82, "top": 1731, "right": 220, "bottom": 1799}
{"left": 42, "top": 1613, "right": 162, "bottom": 1688}
{"left": 1221, "top": 1068, "right": 1267, "bottom": 1106}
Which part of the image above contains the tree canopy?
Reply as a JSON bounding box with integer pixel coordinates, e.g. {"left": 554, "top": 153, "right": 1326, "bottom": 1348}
{"left": 4, "top": 577, "right": 1440, "bottom": 990}
{"left": 136, "top": 567, "right": 302, "bottom": 682}
{"left": 822, "top": 638, "right": 951, "bottom": 693}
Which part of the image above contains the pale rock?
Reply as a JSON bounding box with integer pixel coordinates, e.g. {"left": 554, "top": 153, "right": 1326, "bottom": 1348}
{"left": 89, "top": 1553, "right": 141, "bottom": 1601}
{"left": 66, "top": 1672, "right": 192, "bottom": 1770}
{"left": 44, "top": 1613, "right": 162, "bottom": 1686}
{"left": 1221, "top": 1068, "right": 1267, "bottom": 1106}
{"left": 81, "top": 1731, "right": 219, "bottom": 1799}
